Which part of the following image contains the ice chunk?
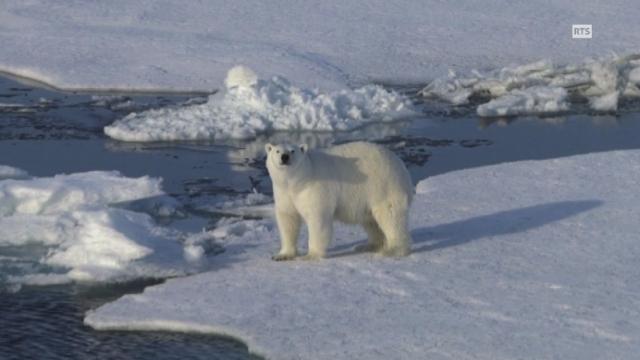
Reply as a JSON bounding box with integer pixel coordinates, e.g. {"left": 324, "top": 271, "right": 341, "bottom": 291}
{"left": 0, "top": 165, "right": 29, "bottom": 180}
{"left": 477, "top": 86, "right": 569, "bottom": 117}
{"left": 0, "top": 171, "right": 203, "bottom": 285}
{"left": 419, "top": 75, "right": 475, "bottom": 105}
{"left": 420, "top": 60, "right": 554, "bottom": 105}
{"left": 183, "top": 244, "right": 205, "bottom": 263}
{"left": 583, "top": 61, "right": 628, "bottom": 112}
{"left": 104, "top": 67, "right": 415, "bottom": 142}
{"left": 225, "top": 65, "right": 258, "bottom": 89}
{"left": 0, "top": 171, "right": 163, "bottom": 216}
{"left": 589, "top": 92, "right": 620, "bottom": 112}
{"left": 0, "top": 214, "right": 73, "bottom": 246}
{"left": 41, "top": 209, "right": 182, "bottom": 283}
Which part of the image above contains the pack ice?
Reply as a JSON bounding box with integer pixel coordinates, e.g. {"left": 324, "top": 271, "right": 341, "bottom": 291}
{"left": 421, "top": 54, "right": 640, "bottom": 116}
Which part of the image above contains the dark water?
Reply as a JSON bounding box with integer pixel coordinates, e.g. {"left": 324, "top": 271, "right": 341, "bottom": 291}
{"left": 1, "top": 75, "right": 640, "bottom": 359}
{"left": 0, "top": 283, "right": 259, "bottom": 360}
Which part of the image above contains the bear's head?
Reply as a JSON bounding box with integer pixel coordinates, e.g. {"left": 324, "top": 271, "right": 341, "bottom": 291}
{"left": 265, "top": 143, "right": 308, "bottom": 177}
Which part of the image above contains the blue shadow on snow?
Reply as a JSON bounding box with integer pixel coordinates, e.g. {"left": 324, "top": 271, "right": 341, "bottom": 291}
{"left": 411, "top": 200, "right": 603, "bottom": 253}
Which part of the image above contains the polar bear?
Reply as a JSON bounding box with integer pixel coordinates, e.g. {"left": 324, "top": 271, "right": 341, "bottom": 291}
{"left": 265, "top": 141, "right": 413, "bottom": 260}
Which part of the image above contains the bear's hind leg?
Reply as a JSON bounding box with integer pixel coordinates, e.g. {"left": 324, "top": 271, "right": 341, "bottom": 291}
{"left": 372, "top": 201, "right": 411, "bottom": 257}
{"left": 354, "top": 221, "right": 385, "bottom": 253}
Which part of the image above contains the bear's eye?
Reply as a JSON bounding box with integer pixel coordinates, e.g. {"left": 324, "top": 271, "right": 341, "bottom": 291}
{"left": 291, "top": 150, "right": 295, "bottom": 154}
{"left": 276, "top": 150, "right": 280, "bottom": 154}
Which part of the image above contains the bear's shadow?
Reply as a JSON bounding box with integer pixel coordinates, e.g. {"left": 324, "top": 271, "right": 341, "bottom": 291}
{"left": 329, "top": 199, "right": 603, "bottom": 257}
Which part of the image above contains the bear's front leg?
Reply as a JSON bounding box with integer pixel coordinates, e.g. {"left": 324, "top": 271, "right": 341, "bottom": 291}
{"left": 272, "top": 210, "right": 301, "bottom": 261}
{"left": 301, "top": 213, "right": 333, "bottom": 260}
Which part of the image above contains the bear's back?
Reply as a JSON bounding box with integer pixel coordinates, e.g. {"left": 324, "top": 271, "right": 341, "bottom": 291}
{"left": 313, "top": 141, "right": 413, "bottom": 204}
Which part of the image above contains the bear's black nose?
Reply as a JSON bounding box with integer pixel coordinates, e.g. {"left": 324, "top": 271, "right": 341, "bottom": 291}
{"left": 281, "top": 153, "right": 290, "bottom": 164}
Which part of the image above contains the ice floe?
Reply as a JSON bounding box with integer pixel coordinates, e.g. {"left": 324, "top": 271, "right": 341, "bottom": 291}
{"left": 104, "top": 66, "right": 416, "bottom": 142}
{"left": 0, "top": 170, "right": 206, "bottom": 285}
{"left": 0, "top": 171, "right": 163, "bottom": 216}
{"left": 421, "top": 54, "right": 640, "bottom": 116}
{"left": 86, "top": 150, "right": 640, "bottom": 360}
{"left": 0, "top": 165, "right": 29, "bottom": 180}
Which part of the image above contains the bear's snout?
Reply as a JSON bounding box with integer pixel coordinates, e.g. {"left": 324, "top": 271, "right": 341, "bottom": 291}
{"left": 281, "top": 153, "right": 290, "bottom": 164}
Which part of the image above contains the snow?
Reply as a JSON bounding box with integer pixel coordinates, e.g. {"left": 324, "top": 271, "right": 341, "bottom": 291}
{"left": 421, "top": 54, "right": 640, "bottom": 116}
{"left": 0, "top": 171, "right": 162, "bottom": 216}
{"left": 0, "top": 171, "right": 207, "bottom": 285}
{"left": 104, "top": 67, "right": 415, "bottom": 142}
{"left": 225, "top": 66, "right": 259, "bottom": 89}
{"left": 1, "top": 1, "right": 640, "bottom": 92}
{"left": 0, "top": 165, "right": 29, "bottom": 180}
{"left": 85, "top": 150, "right": 640, "bottom": 360}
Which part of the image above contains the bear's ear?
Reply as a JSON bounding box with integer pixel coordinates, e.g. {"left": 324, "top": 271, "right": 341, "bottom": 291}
{"left": 299, "top": 144, "right": 308, "bottom": 153}
{"left": 265, "top": 143, "right": 273, "bottom": 154}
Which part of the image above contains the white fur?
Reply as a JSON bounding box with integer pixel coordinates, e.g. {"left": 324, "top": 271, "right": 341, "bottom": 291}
{"left": 265, "top": 141, "right": 413, "bottom": 260}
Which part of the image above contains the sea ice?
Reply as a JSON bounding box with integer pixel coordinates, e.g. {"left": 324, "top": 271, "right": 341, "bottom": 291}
{"left": 0, "top": 171, "right": 163, "bottom": 216}
{"left": 85, "top": 150, "right": 640, "bottom": 360}
{"left": 104, "top": 66, "right": 415, "bottom": 142}
{"left": 0, "top": 170, "right": 205, "bottom": 285}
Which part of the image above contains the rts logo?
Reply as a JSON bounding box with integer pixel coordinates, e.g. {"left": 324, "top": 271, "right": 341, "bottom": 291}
{"left": 572, "top": 24, "right": 592, "bottom": 39}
